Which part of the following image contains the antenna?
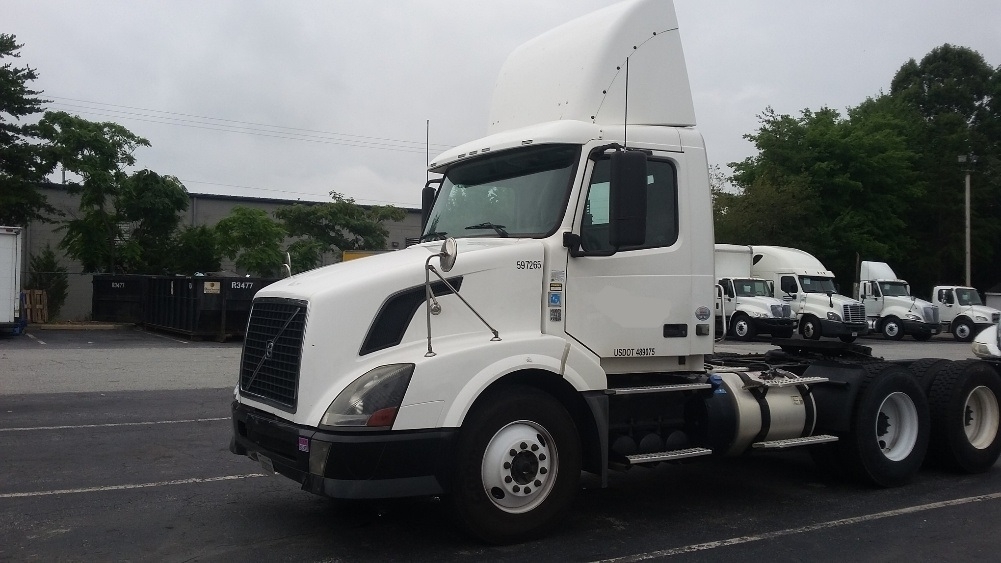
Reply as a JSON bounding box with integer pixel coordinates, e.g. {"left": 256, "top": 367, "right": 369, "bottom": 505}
{"left": 623, "top": 57, "right": 629, "bottom": 148}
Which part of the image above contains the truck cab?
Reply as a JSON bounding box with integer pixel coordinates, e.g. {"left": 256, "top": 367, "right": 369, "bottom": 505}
{"left": 933, "top": 285, "right": 1001, "bottom": 342}
{"left": 856, "top": 261, "right": 940, "bottom": 341}
{"left": 749, "top": 246, "right": 868, "bottom": 342}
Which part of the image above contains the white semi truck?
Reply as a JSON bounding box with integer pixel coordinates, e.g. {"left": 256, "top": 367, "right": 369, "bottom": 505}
{"left": 932, "top": 285, "right": 1001, "bottom": 342}
{"left": 747, "top": 245, "right": 868, "bottom": 343}
{"left": 1, "top": 226, "right": 26, "bottom": 335}
{"left": 856, "top": 261, "right": 940, "bottom": 341}
{"left": 714, "top": 244, "right": 796, "bottom": 340}
{"left": 230, "top": 0, "right": 1001, "bottom": 543}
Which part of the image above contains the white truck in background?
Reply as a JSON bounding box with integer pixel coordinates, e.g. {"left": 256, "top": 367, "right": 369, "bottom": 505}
{"left": 932, "top": 285, "right": 1001, "bottom": 342}
{"left": 228, "top": 0, "right": 1001, "bottom": 543}
{"left": 714, "top": 244, "right": 796, "bottom": 340}
{"left": 748, "top": 246, "right": 868, "bottom": 342}
{"left": 856, "top": 261, "right": 940, "bottom": 341}
{"left": 1, "top": 226, "right": 26, "bottom": 336}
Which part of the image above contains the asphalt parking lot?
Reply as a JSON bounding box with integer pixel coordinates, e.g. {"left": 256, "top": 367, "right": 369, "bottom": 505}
{"left": 1, "top": 326, "right": 1000, "bottom": 561}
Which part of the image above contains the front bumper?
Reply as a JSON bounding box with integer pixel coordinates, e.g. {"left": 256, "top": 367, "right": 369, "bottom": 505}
{"left": 230, "top": 401, "right": 457, "bottom": 499}
{"left": 751, "top": 318, "right": 797, "bottom": 333}
{"left": 819, "top": 320, "right": 868, "bottom": 337}
{"left": 902, "top": 319, "right": 941, "bottom": 336}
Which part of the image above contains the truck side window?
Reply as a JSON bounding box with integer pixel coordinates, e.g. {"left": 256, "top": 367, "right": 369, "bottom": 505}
{"left": 723, "top": 279, "right": 734, "bottom": 298}
{"left": 580, "top": 157, "right": 678, "bottom": 252}
{"left": 780, "top": 276, "right": 797, "bottom": 295}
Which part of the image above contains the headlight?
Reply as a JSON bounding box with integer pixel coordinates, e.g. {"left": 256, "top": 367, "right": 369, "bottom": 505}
{"left": 973, "top": 341, "right": 991, "bottom": 359}
{"left": 905, "top": 313, "right": 922, "bottom": 321}
{"left": 749, "top": 311, "right": 768, "bottom": 318}
{"left": 319, "top": 363, "right": 415, "bottom": 429}
{"left": 827, "top": 312, "right": 842, "bottom": 321}
{"left": 975, "top": 315, "right": 988, "bottom": 322}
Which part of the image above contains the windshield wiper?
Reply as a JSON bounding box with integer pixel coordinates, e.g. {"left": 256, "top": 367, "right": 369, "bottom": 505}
{"left": 420, "top": 231, "right": 449, "bottom": 242}
{"left": 465, "top": 222, "right": 508, "bottom": 237}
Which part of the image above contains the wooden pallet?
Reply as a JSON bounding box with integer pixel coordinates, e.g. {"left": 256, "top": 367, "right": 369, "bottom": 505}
{"left": 24, "top": 290, "right": 48, "bottom": 324}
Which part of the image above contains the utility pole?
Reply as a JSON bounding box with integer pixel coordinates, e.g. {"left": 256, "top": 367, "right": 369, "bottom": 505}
{"left": 958, "top": 154, "right": 977, "bottom": 287}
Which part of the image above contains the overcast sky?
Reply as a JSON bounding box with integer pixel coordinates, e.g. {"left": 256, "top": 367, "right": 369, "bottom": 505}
{"left": 7, "top": 1, "right": 1000, "bottom": 209}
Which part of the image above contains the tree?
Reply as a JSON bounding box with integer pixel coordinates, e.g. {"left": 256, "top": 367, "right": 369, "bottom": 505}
{"left": 25, "top": 244, "right": 68, "bottom": 320}
{"left": 215, "top": 206, "right": 286, "bottom": 277}
{"left": 170, "top": 225, "right": 222, "bottom": 275}
{"left": 36, "top": 111, "right": 150, "bottom": 273}
{"left": 116, "top": 170, "right": 189, "bottom": 273}
{"left": 276, "top": 191, "right": 406, "bottom": 268}
{"left": 0, "top": 34, "right": 58, "bottom": 226}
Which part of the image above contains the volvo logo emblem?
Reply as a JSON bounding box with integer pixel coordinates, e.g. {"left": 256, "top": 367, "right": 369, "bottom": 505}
{"left": 264, "top": 340, "right": 275, "bottom": 360}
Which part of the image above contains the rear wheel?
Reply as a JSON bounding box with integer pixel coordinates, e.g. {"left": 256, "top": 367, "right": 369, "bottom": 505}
{"left": 881, "top": 316, "right": 904, "bottom": 340}
{"left": 449, "top": 385, "right": 581, "bottom": 544}
{"left": 801, "top": 316, "right": 822, "bottom": 340}
{"left": 926, "top": 360, "right": 1001, "bottom": 473}
{"left": 837, "top": 363, "right": 929, "bottom": 487}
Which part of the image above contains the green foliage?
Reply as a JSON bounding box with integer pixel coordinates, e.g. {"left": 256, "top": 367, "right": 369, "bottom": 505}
{"left": 215, "top": 207, "right": 286, "bottom": 277}
{"left": 171, "top": 225, "right": 222, "bottom": 275}
{"left": 116, "top": 170, "right": 189, "bottom": 273}
{"left": 36, "top": 111, "right": 150, "bottom": 273}
{"left": 275, "top": 191, "right": 406, "bottom": 269}
{"left": 0, "top": 34, "right": 59, "bottom": 226}
{"left": 25, "top": 244, "right": 68, "bottom": 320}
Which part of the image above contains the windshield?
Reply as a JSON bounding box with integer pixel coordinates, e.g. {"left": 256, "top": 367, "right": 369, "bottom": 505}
{"left": 956, "top": 288, "right": 984, "bottom": 306}
{"left": 878, "top": 281, "right": 911, "bottom": 297}
{"left": 421, "top": 144, "right": 580, "bottom": 241}
{"left": 734, "top": 278, "right": 772, "bottom": 297}
{"left": 799, "top": 275, "right": 837, "bottom": 294}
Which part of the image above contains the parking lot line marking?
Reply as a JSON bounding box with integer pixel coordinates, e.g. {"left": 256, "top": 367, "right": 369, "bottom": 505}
{"left": 0, "top": 474, "right": 266, "bottom": 499}
{"left": 26, "top": 333, "right": 46, "bottom": 345}
{"left": 591, "top": 491, "right": 1001, "bottom": 562}
{"left": 0, "top": 417, "right": 229, "bottom": 432}
{"left": 134, "top": 327, "right": 190, "bottom": 344}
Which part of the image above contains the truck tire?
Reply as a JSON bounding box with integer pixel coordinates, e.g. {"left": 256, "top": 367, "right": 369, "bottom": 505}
{"left": 449, "top": 385, "right": 581, "bottom": 544}
{"left": 730, "top": 313, "right": 757, "bottom": 341}
{"left": 881, "top": 316, "right": 904, "bottom": 340}
{"left": 953, "top": 318, "right": 976, "bottom": 342}
{"left": 837, "top": 363, "right": 929, "bottom": 487}
{"left": 926, "top": 360, "right": 1001, "bottom": 473}
{"left": 908, "top": 358, "right": 951, "bottom": 393}
{"left": 801, "top": 316, "right": 822, "bottom": 340}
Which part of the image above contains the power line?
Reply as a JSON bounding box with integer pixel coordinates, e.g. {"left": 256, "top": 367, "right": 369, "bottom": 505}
{"left": 47, "top": 96, "right": 457, "bottom": 152}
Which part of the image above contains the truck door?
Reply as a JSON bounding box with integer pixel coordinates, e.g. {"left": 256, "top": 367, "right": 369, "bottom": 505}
{"left": 564, "top": 155, "right": 692, "bottom": 363}
{"left": 861, "top": 281, "right": 883, "bottom": 317}
{"left": 779, "top": 275, "right": 803, "bottom": 314}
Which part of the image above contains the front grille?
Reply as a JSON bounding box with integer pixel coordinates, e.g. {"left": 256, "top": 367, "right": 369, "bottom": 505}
{"left": 993, "top": 312, "right": 1000, "bottom": 324}
{"left": 843, "top": 304, "right": 866, "bottom": 324}
{"left": 770, "top": 304, "right": 793, "bottom": 318}
{"left": 240, "top": 298, "right": 307, "bottom": 411}
{"left": 924, "top": 306, "right": 940, "bottom": 324}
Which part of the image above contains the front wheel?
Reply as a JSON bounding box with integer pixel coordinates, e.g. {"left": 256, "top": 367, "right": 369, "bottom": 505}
{"left": 881, "top": 317, "right": 905, "bottom": 340}
{"left": 801, "top": 316, "right": 822, "bottom": 340}
{"left": 953, "top": 319, "right": 976, "bottom": 342}
{"left": 449, "top": 385, "right": 581, "bottom": 544}
{"left": 730, "top": 313, "right": 757, "bottom": 341}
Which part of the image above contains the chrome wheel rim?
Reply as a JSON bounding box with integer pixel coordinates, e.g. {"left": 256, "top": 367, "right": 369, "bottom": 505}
{"left": 481, "top": 420, "right": 558, "bottom": 514}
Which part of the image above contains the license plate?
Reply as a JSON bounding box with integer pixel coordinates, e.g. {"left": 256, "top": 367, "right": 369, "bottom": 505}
{"left": 259, "top": 454, "right": 275, "bottom": 475}
{"left": 851, "top": 332, "right": 858, "bottom": 337}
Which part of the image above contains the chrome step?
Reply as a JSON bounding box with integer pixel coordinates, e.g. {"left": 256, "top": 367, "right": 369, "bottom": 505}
{"left": 607, "top": 383, "right": 712, "bottom": 396}
{"left": 748, "top": 376, "right": 829, "bottom": 389}
{"left": 626, "top": 447, "right": 713, "bottom": 465}
{"left": 752, "top": 434, "right": 838, "bottom": 450}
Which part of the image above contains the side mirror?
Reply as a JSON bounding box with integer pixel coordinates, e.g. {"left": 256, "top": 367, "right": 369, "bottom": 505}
{"left": 421, "top": 180, "right": 440, "bottom": 231}
{"left": 608, "top": 150, "right": 647, "bottom": 248}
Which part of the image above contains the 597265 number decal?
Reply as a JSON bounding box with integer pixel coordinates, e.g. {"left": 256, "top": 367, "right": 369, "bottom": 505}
{"left": 516, "top": 260, "right": 542, "bottom": 270}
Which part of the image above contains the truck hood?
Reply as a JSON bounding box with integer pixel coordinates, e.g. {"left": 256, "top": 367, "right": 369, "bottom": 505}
{"left": 958, "top": 305, "right": 1001, "bottom": 323}
{"left": 247, "top": 238, "right": 547, "bottom": 425}
{"left": 972, "top": 324, "right": 1001, "bottom": 359}
{"left": 734, "top": 296, "right": 791, "bottom": 317}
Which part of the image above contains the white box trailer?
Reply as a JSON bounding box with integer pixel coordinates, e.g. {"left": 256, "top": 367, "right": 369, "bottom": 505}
{"left": 1, "top": 226, "right": 25, "bottom": 334}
